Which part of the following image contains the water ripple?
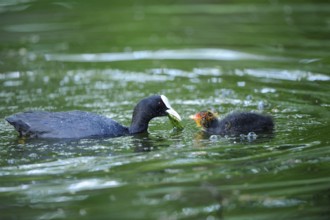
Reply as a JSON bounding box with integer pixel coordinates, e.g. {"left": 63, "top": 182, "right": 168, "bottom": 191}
{"left": 67, "top": 179, "right": 122, "bottom": 193}
{"left": 45, "top": 48, "right": 285, "bottom": 62}
{"left": 0, "top": 156, "right": 113, "bottom": 176}
{"left": 239, "top": 69, "right": 330, "bottom": 81}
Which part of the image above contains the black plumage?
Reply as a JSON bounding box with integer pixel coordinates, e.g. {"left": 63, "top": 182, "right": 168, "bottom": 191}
{"left": 6, "top": 95, "right": 181, "bottom": 139}
{"left": 191, "top": 111, "right": 274, "bottom": 136}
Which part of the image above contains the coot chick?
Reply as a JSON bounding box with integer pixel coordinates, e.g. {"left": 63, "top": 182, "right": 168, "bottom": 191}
{"left": 190, "top": 111, "right": 274, "bottom": 136}
{"left": 6, "top": 95, "right": 181, "bottom": 139}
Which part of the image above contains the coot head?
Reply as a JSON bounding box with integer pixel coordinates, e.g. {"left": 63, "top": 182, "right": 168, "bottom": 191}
{"left": 190, "top": 111, "right": 217, "bottom": 129}
{"left": 129, "top": 95, "right": 181, "bottom": 134}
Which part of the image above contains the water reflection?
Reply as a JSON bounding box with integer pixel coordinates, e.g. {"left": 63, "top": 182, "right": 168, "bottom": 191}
{"left": 44, "top": 48, "right": 283, "bottom": 62}
{"left": 193, "top": 131, "right": 275, "bottom": 145}
{"left": 1, "top": 131, "right": 183, "bottom": 166}
{"left": 132, "top": 133, "right": 163, "bottom": 152}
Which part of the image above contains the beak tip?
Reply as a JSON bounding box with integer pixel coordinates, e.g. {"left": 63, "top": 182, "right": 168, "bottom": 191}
{"left": 166, "top": 108, "right": 182, "bottom": 121}
{"left": 190, "top": 113, "right": 202, "bottom": 127}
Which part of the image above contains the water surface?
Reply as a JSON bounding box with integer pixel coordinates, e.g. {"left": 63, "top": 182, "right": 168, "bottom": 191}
{"left": 1, "top": 0, "right": 330, "bottom": 219}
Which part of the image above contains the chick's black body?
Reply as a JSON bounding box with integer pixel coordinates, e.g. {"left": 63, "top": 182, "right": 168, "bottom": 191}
{"left": 209, "top": 112, "right": 274, "bottom": 136}
{"left": 5, "top": 95, "right": 179, "bottom": 139}
{"left": 192, "top": 111, "right": 274, "bottom": 136}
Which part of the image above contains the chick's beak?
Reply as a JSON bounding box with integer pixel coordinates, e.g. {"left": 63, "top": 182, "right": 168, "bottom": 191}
{"left": 189, "top": 113, "right": 202, "bottom": 127}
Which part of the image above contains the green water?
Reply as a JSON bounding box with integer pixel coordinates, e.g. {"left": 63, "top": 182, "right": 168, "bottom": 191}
{"left": 1, "top": 0, "right": 330, "bottom": 219}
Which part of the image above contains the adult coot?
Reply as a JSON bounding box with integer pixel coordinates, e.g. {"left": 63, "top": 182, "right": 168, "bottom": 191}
{"left": 6, "top": 95, "right": 181, "bottom": 139}
{"left": 190, "top": 111, "right": 274, "bottom": 136}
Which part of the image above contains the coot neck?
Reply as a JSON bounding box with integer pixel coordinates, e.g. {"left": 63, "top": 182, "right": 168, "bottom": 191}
{"left": 128, "top": 110, "right": 154, "bottom": 134}
{"left": 128, "top": 100, "right": 154, "bottom": 134}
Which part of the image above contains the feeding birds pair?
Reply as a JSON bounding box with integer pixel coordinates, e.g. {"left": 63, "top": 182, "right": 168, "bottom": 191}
{"left": 5, "top": 94, "right": 274, "bottom": 139}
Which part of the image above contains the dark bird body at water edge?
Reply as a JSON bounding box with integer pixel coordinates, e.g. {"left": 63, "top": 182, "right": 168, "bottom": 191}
{"left": 6, "top": 95, "right": 181, "bottom": 139}
{"left": 190, "top": 111, "right": 274, "bottom": 136}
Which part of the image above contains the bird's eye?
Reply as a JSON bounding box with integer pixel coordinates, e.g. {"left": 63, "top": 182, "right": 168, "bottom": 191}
{"left": 207, "top": 112, "right": 213, "bottom": 117}
{"left": 201, "top": 117, "right": 209, "bottom": 127}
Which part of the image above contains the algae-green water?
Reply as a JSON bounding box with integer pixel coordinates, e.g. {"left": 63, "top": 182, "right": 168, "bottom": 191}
{"left": 1, "top": 0, "right": 329, "bottom": 219}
